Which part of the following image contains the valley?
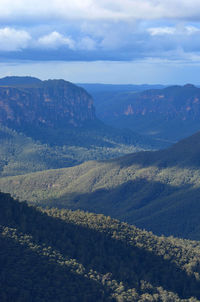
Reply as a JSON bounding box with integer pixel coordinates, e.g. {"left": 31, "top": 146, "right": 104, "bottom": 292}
{"left": 1, "top": 130, "right": 200, "bottom": 240}
{"left": 1, "top": 76, "right": 200, "bottom": 300}
{"left": 0, "top": 77, "right": 161, "bottom": 177}
{"left": 2, "top": 1, "right": 200, "bottom": 301}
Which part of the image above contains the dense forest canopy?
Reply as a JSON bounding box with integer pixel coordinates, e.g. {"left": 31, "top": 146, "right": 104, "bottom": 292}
{"left": 0, "top": 192, "right": 200, "bottom": 301}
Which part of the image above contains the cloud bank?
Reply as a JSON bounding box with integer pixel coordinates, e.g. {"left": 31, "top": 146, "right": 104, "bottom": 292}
{"left": 1, "top": 0, "right": 200, "bottom": 21}
{"left": 0, "top": 27, "right": 31, "bottom": 51}
{"left": 0, "top": 0, "right": 200, "bottom": 65}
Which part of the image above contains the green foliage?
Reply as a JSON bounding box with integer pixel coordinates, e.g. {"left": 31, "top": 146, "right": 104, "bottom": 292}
{"left": 0, "top": 192, "right": 200, "bottom": 301}
{"left": 0, "top": 124, "right": 152, "bottom": 177}
{"left": 2, "top": 131, "right": 200, "bottom": 240}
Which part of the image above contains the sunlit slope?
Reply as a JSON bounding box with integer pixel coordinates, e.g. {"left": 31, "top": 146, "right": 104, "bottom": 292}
{"left": 0, "top": 123, "right": 156, "bottom": 177}
{"left": 1, "top": 131, "right": 200, "bottom": 239}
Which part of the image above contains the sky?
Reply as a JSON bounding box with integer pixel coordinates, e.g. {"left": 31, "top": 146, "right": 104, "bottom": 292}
{"left": 1, "top": 0, "right": 200, "bottom": 84}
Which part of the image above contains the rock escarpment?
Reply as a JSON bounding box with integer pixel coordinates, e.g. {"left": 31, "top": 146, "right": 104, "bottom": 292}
{"left": 0, "top": 77, "right": 95, "bottom": 129}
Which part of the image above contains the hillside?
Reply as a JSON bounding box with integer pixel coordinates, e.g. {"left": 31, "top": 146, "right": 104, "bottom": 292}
{"left": 78, "top": 83, "right": 166, "bottom": 94}
{"left": 2, "top": 131, "right": 200, "bottom": 240}
{"left": 0, "top": 76, "right": 164, "bottom": 176}
{"left": 0, "top": 192, "right": 200, "bottom": 301}
{"left": 0, "top": 122, "right": 156, "bottom": 177}
{"left": 87, "top": 84, "right": 200, "bottom": 142}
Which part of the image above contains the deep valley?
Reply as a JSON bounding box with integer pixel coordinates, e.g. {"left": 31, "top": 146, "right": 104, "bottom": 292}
{"left": 1, "top": 76, "right": 200, "bottom": 301}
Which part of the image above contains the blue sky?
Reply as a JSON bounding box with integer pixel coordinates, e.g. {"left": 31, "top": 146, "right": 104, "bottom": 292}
{"left": 1, "top": 0, "right": 200, "bottom": 84}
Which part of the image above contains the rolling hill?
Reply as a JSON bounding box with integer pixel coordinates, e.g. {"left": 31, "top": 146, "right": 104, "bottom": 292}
{"left": 0, "top": 191, "right": 200, "bottom": 301}
{"left": 1, "top": 130, "right": 200, "bottom": 240}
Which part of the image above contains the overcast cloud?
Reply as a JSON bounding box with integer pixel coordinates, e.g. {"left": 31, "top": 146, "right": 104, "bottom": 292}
{"left": 1, "top": 0, "right": 200, "bottom": 21}
{"left": 1, "top": 0, "right": 200, "bottom": 83}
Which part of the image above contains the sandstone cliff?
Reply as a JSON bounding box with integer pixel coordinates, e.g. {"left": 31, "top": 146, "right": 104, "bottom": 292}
{"left": 0, "top": 77, "right": 95, "bottom": 129}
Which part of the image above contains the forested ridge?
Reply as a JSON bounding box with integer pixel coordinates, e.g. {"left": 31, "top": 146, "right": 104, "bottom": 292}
{"left": 0, "top": 123, "right": 152, "bottom": 177}
{"left": 0, "top": 192, "right": 200, "bottom": 301}
{"left": 2, "top": 130, "right": 200, "bottom": 240}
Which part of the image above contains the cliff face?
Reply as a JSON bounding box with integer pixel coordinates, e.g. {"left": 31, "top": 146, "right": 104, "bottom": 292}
{"left": 121, "top": 84, "right": 200, "bottom": 120}
{"left": 99, "top": 84, "right": 200, "bottom": 121}
{"left": 0, "top": 78, "right": 95, "bottom": 129}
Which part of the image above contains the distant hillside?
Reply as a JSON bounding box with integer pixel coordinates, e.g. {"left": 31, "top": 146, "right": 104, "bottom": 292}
{"left": 0, "top": 192, "right": 200, "bottom": 301}
{"left": 0, "top": 76, "right": 165, "bottom": 176}
{"left": 78, "top": 83, "right": 165, "bottom": 94}
{"left": 0, "top": 122, "right": 160, "bottom": 177}
{"left": 86, "top": 84, "right": 200, "bottom": 142}
{"left": 0, "top": 124, "right": 133, "bottom": 177}
{"left": 2, "top": 130, "right": 200, "bottom": 239}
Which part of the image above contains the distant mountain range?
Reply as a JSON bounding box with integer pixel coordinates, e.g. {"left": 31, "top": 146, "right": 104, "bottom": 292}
{"left": 2, "top": 129, "right": 200, "bottom": 240}
{"left": 0, "top": 191, "right": 200, "bottom": 301}
{"left": 82, "top": 83, "right": 200, "bottom": 142}
{"left": 78, "top": 83, "right": 166, "bottom": 94}
{"left": 0, "top": 76, "right": 162, "bottom": 176}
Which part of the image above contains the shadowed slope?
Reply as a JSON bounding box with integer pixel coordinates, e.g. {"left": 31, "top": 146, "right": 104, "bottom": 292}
{"left": 1, "top": 192, "right": 200, "bottom": 301}
{"left": 1, "top": 131, "right": 200, "bottom": 239}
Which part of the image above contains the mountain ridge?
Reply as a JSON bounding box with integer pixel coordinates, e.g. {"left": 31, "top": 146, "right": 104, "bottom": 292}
{"left": 1, "top": 130, "right": 200, "bottom": 239}
{"left": 87, "top": 83, "right": 200, "bottom": 141}
{"left": 0, "top": 77, "right": 95, "bottom": 129}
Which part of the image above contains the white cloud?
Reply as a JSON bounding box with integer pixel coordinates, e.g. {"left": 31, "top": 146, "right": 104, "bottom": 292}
{"left": 185, "top": 26, "right": 200, "bottom": 35}
{"left": 1, "top": 1, "right": 200, "bottom": 64}
{"left": 0, "top": 27, "right": 31, "bottom": 51}
{"left": 37, "top": 31, "right": 75, "bottom": 49}
{"left": 37, "top": 31, "right": 97, "bottom": 51}
{"left": 1, "top": 0, "right": 200, "bottom": 22}
{"left": 148, "top": 25, "right": 200, "bottom": 37}
{"left": 148, "top": 27, "right": 175, "bottom": 36}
